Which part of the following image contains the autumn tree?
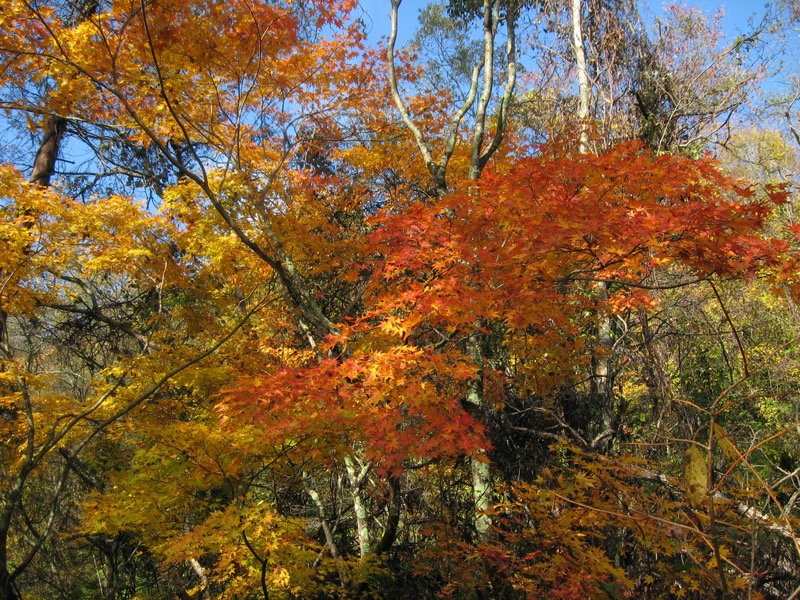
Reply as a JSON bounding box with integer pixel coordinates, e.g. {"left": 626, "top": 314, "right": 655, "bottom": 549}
{"left": 0, "top": 0, "right": 798, "bottom": 599}
{"left": 0, "top": 0, "right": 391, "bottom": 596}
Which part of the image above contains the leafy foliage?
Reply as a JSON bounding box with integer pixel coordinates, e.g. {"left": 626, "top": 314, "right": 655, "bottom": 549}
{"left": 0, "top": 1, "right": 798, "bottom": 599}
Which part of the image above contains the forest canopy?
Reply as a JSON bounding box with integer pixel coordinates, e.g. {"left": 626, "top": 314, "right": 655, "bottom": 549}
{"left": 0, "top": 0, "right": 799, "bottom": 598}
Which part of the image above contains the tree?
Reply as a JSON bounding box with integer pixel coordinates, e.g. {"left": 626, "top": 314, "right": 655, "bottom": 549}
{"left": 0, "top": 0, "right": 799, "bottom": 598}
{"left": 0, "top": 0, "right": 384, "bottom": 596}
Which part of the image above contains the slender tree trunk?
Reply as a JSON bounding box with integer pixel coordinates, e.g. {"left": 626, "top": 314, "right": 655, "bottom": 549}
{"left": 344, "top": 456, "right": 371, "bottom": 558}
{"left": 570, "top": 0, "right": 613, "bottom": 417}
{"left": 571, "top": 0, "right": 591, "bottom": 153}
{"left": 591, "top": 284, "right": 613, "bottom": 404}
{"left": 373, "top": 476, "right": 400, "bottom": 554}
{"left": 466, "top": 332, "right": 492, "bottom": 538}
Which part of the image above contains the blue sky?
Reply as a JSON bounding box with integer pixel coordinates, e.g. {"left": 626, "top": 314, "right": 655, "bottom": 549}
{"left": 356, "top": 0, "right": 770, "bottom": 45}
{"left": 659, "top": 0, "right": 766, "bottom": 31}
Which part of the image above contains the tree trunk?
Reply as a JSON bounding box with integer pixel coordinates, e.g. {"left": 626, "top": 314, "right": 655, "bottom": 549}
{"left": 571, "top": 0, "right": 591, "bottom": 153}
{"left": 571, "top": 0, "right": 614, "bottom": 421}
{"left": 29, "top": 117, "right": 66, "bottom": 187}
{"left": 344, "top": 456, "right": 371, "bottom": 558}
{"left": 466, "top": 332, "right": 492, "bottom": 538}
{"left": 373, "top": 477, "right": 400, "bottom": 554}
